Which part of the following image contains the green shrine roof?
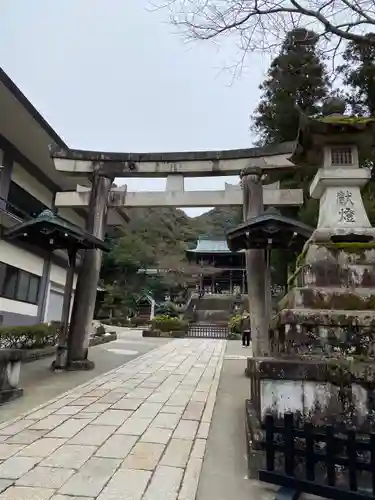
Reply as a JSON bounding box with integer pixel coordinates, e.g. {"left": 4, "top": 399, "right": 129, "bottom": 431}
{"left": 186, "top": 236, "right": 245, "bottom": 254}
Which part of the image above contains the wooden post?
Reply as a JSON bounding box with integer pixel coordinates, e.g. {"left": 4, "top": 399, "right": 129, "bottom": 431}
{"left": 241, "top": 166, "right": 270, "bottom": 357}
{"left": 52, "top": 246, "right": 77, "bottom": 369}
{"left": 67, "top": 173, "right": 112, "bottom": 368}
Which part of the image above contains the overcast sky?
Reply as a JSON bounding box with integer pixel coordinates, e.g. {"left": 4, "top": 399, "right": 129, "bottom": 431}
{"left": 1, "top": 0, "right": 269, "bottom": 216}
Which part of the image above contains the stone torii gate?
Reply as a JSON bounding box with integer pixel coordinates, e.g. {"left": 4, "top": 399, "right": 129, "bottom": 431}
{"left": 50, "top": 143, "right": 303, "bottom": 369}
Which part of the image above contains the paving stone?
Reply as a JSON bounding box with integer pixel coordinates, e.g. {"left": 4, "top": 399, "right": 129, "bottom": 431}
{"left": 140, "top": 426, "right": 172, "bottom": 445}
{"left": 197, "top": 421, "right": 210, "bottom": 439}
{"left": 178, "top": 458, "right": 203, "bottom": 500}
{"left": 95, "top": 434, "right": 137, "bottom": 459}
{"left": 111, "top": 398, "right": 142, "bottom": 411}
{"left": 152, "top": 413, "right": 180, "bottom": 430}
{"left": 191, "top": 439, "right": 206, "bottom": 459}
{"left": 81, "top": 403, "right": 112, "bottom": 414}
{"left": 46, "top": 419, "right": 89, "bottom": 439}
{"left": 16, "top": 466, "right": 75, "bottom": 489}
{"left": 143, "top": 465, "right": 184, "bottom": 500}
{"left": 116, "top": 417, "right": 153, "bottom": 436}
{"left": 147, "top": 393, "right": 170, "bottom": 404}
{"left": 73, "top": 413, "right": 100, "bottom": 421}
{"left": 190, "top": 392, "right": 208, "bottom": 403}
{"left": 26, "top": 408, "right": 56, "bottom": 420}
{"left": 159, "top": 406, "right": 185, "bottom": 415}
{"left": 58, "top": 457, "right": 120, "bottom": 498}
{"left": 17, "top": 438, "right": 66, "bottom": 458}
{"left": 0, "top": 444, "right": 24, "bottom": 460}
{"left": 30, "top": 415, "right": 69, "bottom": 431}
{"left": 85, "top": 389, "right": 111, "bottom": 397}
{"left": 52, "top": 496, "right": 94, "bottom": 500}
{"left": 97, "top": 467, "right": 151, "bottom": 500}
{"left": 41, "top": 444, "right": 97, "bottom": 469}
{"left": 6, "top": 430, "right": 46, "bottom": 445}
{"left": 0, "top": 456, "right": 40, "bottom": 479}
{"left": 122, "top": 442, "right": 165, "bottom": 471}
{"left": 0, "top": 486, "right": 55, "bottom": 499}
{"left": 173, "top": 420, "right": 198, "bottom": 440}
{"left": 0, "top": 481, "right": 11, "bottom": 494}
{"left": 0, "top": 420, "right": 34, "bottom": 436}
{"left": 96, "top": 393, "right": 124, "bottom": 404}
{"left": 69, "top": 425, "right": 117, "bottom": 446}
{"left": 67, "top": 397, "right": 98, "bottom": 407}
{"left": 133, "top": 403, "right": 163, "bottom": 419}
{"left": 126, "top": 388, "right": 153, "bottom": 399}
{"left": 54, "top": 406, "right": 85, "bottom": 416}
{"left": 92, "top": 410, "right": 132, "bottom": 427}
{"left": 103, "top": 469, "right": 151, "bottom": 500}
{"left": 183, "top": 402, "right": 205, "bottom": 421}
{"left": 161, "top": 439, "right": 193, "bottom": 468}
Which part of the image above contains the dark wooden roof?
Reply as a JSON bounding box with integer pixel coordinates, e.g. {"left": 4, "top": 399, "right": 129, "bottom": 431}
{"left": 5, "top": 210, "right": 109, "bottom": 252}
{"left": 226, "top": 212, "right": 313, "bottom": 251}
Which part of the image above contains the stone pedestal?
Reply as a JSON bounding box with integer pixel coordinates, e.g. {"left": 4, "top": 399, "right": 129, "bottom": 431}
{"left": 0, "top": 350, "right": 24, "bottom": 404}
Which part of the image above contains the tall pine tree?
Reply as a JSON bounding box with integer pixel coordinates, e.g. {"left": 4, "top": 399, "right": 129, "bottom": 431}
{"left": 253, "top": 28, "right": 330, "bottom": 146}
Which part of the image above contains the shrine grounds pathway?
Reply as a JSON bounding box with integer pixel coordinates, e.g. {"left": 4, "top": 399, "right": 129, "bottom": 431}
{"left": 0, "top": 337, "right": 289, "bottom": 500}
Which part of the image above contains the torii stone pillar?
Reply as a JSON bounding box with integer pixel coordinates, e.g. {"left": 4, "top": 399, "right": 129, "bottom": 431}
{"left": 67, "top": 171, "right": 113, "bottom": 369}
{"left": 241, "top": 166, "right": 271, "bottom": 356}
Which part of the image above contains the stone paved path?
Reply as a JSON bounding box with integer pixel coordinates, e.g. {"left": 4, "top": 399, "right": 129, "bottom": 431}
{"left": 0, "top": 339, "right": 225, "bottom": 500}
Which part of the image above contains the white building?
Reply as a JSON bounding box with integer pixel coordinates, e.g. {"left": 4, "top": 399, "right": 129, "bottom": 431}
{"left": 0, "top": 69, "right": 126, "bottom": 326}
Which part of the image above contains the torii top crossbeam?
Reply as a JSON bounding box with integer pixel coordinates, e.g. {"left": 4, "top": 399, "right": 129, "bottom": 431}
{"left": 50, "top": 142, "right": 296, "bottom": 178}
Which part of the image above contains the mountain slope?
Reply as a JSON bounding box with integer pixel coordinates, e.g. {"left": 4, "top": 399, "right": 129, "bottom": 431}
{"left": 123, "top": 206, "right": 241, "bottom": 262}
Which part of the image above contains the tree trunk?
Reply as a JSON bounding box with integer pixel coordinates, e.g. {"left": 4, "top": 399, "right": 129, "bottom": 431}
{"left": 67, "top": 174, "right": 112, "bottom": 367}
{"left": 241, "top": 167, "right": 270, "bottom": 357}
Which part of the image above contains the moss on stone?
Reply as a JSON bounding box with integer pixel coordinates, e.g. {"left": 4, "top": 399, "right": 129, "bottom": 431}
{"left": 304, "top": 290, "right": 375, "bottom": 310}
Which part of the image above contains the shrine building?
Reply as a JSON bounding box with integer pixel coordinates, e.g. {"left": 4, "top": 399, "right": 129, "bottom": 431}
{"left": 185, "top": 235, "right": 247, "bottom": 295}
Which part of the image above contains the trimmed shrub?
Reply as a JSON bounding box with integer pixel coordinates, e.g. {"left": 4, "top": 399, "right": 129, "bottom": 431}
{"left": 151, "top": 315, "right": 188, "bottom": 333}
{"left": 0, "top": 324, "right": 59, "bottom": 350}
{"left": 130, "top": 317, "right": 149, "bottom": 327}
{"left": 229, "top": 314, "right": 243, "bottom": 334}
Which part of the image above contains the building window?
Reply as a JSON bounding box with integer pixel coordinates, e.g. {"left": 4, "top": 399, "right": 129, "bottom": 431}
{"left": 7, "top": 181, "right": 48, "bottom": 220}
{"left": 0, "top": 262, "right": 40, "bottom": 304}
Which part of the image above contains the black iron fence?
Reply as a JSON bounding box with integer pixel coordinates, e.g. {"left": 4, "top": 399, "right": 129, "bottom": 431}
{"left": 259, "top": 413, "right": 375, "bottom": 499}
{"left": 187, "top": 324, "right": 229, "bottom": 339}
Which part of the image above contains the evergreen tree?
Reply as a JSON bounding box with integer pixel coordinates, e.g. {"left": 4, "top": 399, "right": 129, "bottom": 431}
{"left": 339, "top": 33, "right": 375, "bottom": 116}
{"left": 253, "top": 28, "right": 330, "bottom": 146}
{"left": 252, "top": 28, "right": 330, "bottom": 287}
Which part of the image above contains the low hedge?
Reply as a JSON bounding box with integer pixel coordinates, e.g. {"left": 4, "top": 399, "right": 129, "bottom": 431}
{"left": 0, "top": 323, "right": 60, "bottom": 350}
{"left": 151, "top": 315, "right": 187, "bottom": 333}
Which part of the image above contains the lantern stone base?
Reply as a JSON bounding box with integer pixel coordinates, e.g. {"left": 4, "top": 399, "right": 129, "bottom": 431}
{"left": 0, "top": 350, "right": 25, "bottom": 404}
{"left": 245, "top": 356, "right": 375, "bottom": 476}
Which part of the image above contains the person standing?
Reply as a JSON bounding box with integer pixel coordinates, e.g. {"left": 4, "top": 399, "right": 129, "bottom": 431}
{"left": 241, "top": 311, "right": 251, "bottom": 347}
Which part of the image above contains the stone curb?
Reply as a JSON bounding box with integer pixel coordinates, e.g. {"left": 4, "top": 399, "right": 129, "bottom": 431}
{"left": 21, "top": 332, "right": 118, "bottom": 364}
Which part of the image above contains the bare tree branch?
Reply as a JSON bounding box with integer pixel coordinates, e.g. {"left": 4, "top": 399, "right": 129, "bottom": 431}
{"left": 157, "top": 0, "right": 375, "bottom": 60}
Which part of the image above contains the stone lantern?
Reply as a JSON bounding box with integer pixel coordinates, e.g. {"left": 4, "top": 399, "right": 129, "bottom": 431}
{"left": 245, "top": 100, "right": 375, "bottom": 479}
